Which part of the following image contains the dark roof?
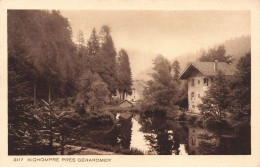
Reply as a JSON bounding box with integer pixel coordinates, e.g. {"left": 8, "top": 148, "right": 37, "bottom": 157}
{"left": 119, "top": 100, "right": 133, "bottom": 105}
{"left": 179, "top": 62, "right": 236, "bottom": 79}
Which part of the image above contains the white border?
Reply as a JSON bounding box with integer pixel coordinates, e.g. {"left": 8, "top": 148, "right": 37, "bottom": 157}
{"left": 1, "top": 0, "right": 260, "bottom": 167}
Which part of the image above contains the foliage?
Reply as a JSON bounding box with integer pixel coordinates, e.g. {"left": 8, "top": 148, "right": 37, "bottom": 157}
{"left": 198, "top": 52, "right": 251, "bottom": 140}
{"left": 75, "top": 30, "right": 87, "bottom": 78}
{"left": 87, "top": 77, "right": 110, "bottom": 110}
{"left": 8, "top": 10, "right": 77, "bottom": 98}
{"left": 229, "top": 52, "right": 251, "bottom": 115}
{"left": 198, "top": 71, "right": 231, "bottom": 120}
{"left": 142, "top": 55, "right": 179, "bottom": 114}
{"left": 177, "top": 112, "right": 187, "bottom": 121}
{"left": 87, "top": 28, "right": 100, "bottom": 63}
{"left": 187, "top": 115, "right": 198, "bottom": 125}
{"left": 37, "top": 100, "right": 81, "bottom": 155}
{"left": 98, "top": 25, "right": 118, "bottom": 95}
{"left": 8, "top": 56, "right": 46, "bottom": 155}
{"left": 199, "top": 45, "right": 233, "bottom": 64}
{"left": 77, "top": 71, "right": 110, "bottom": 110}
{"left": 117, "top": 49, "right": 133, "bottom": 99}
{"left": 172, "top": 60, "right": 181, "bottom": 80}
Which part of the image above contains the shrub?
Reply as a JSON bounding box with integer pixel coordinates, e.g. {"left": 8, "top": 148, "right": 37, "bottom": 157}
{"left": 188, "top": 115, "right": 198, "bottom": 125}
{"left": 178, "top": 112, "right": 187, "bottom": 121}
{"left": 109, "top": 98, "right": 121, "bottom": 105}
{"left": 196, "top": 119, "right": 204, "bottom": 128}
{"left": 75, "top": 102, "right": 86, "bottom": 116}
{"left": 204, "top": 118, "right": 230, "bottom": 132}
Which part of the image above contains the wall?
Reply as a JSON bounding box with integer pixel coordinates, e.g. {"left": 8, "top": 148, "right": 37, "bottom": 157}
{"left": 125, "top": 89, "right": 140, "bottom": 102}
{"left": 188, "top": 73, "right": 211, "bottom": 113}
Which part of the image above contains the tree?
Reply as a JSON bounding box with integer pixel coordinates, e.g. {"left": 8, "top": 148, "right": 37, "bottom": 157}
{"left": 229, "top": 52, "right": 251, "bottom": 114}
{"left": 198, "top": 71, "right": 231, "bottom": 120}
{"left": 172, "top": 60, "right": 181, "bottom": 80}
{"left": 98, "top": 25, "right": 118, "bottom": 96}
{"left": 142, "top": 55, "right": 179, "bottom": 113}
{"left": 87, "top": 74, "right": 110, "bottom": 111}
{"left": 117, "top": 49, "right": 133, "bottom": 100}
{"left": 199, "top": 45, "right": 234, "bottom": 64}
{"left": 87, "top": 28, "right": 100, "bottom": 71}
{"left": 8, "top": 57, "right": 49, "bottom": 155}
{"left": 77, "top": 71, "right": 110, "bottom": 111}
{"left": 8, "top": 10, "right": 77, "bottom": 99}
{"left": 151, "top": 55, "right": 173, "bottom": 86}
{"left": 76, "top": 30, "right": 85, "bottom": 48}
{"left": 75, "top": 30, "right": 87, "bottom": 76}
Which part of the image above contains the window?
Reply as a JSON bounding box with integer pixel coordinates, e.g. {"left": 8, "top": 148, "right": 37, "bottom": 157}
{"left": 192, "top": 105, "right": 195, "bottom": 108}
{"left": 198, "top": 80, "right": 200, "bottom": 85}
{"left": 198, "top": 94, "right": 200, "bottom": 98}
{"left": 191, "top": 78, "right": 194, "bottom": 86}
{"left": 204, "top": 78, "right": 209, "bottom": 86}
{"left": 191, "top": 92, "right": 194, "bottom": 98}
{"left": 191, "top": 92, "right": 195, "bottom": 100}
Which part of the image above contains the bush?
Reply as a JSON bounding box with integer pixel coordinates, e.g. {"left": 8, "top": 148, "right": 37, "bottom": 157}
{"left": 109, "top": 98, "right": 121, "bottom": 105}
{"left": 75, "top": 102, "right": 86, "bottom": 116}
{"left": 178, "top": 112, "right": 187, "bottom": 121}
{"left": 196, "top": 119, "right": 204, "bottom": 128}
{"left": 204, "top": 118, "right": 230, "bottom": 132}
{"left": 188, "top": 115, "right": 198, "bottom": 125}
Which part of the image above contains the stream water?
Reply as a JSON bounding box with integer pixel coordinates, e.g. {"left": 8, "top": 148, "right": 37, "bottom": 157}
{"left": 79, "top": 113, "right": 250, "bottom": 155}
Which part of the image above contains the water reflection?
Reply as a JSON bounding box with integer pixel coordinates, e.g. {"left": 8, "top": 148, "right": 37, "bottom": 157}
{"left": 80, "top": 113, "right": 189, "bottom": 155}
{"left": 78, "top": 113, "right": 249, "bottom": 155}
{"left": 130, "top": 115, "right": 150, "bottom": 153}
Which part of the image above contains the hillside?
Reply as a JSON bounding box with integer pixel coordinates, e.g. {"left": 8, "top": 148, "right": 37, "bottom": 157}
{"left": 136, "top": 35, "right": 251, "bottom": 80}
{"left": 176, "top": 35, "right": 251, "bottom": 70}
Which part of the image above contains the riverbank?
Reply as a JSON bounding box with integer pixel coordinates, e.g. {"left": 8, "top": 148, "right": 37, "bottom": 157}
{"left": 55, "top": 144, "right": 119, "bottom": 155}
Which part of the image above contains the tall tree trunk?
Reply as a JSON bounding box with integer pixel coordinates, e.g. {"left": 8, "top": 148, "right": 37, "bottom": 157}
{"left": 48, "top": 84, "right": 51, "bottom": 103}
{"left": 34, "top": 82, "right": 37, "bottom": 105}
{"left": 61, "top": 136, "right": 64, "bottom": 155}
{"left": 122, "top": 91, "right": 125, "bottom": 100}
{"left": 48, "top": 101, "right": 53, "bottom": 149}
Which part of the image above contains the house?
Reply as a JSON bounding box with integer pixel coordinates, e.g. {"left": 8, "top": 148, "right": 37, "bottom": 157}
{"left": 118, "top": 100, "right": 134, "bottom": 108}
{"left": 114, "top": 80, "right": 146, "bottom": 102}
{"left": 179, "top": 60, "right": 236, "bottom": 113}
{"left": 126, "top": 80, "right": 146, "bottom": 102}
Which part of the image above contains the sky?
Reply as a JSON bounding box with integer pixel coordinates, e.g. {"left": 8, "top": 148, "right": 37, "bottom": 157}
{"left": 60, "top": 10, "right": 250, "bottom": 79}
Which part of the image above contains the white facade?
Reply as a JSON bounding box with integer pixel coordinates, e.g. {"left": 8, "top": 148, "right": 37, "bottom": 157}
{"left": 187, "top": 74, "right": 211, "bottom": 113}
{"left": 125, "top": 88, "right": 140, "bottom": 102}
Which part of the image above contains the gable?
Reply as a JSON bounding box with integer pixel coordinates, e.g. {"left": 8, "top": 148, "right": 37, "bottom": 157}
{"left": 179, "top": 64, "right": 205, "bottom": 79}
{"left": 180, "top": 62, "right": 236, "bottom": 80}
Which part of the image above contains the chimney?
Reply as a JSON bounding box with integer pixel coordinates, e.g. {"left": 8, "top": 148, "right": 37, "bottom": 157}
{"left": 214, "top": 60, "right": 218, "bottom": 71}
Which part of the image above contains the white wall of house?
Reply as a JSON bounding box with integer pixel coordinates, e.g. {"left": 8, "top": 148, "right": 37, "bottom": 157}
{"left": 125, "top": 89, "right": 140, "bottom": 102}
{"left": 188, "top": 74, "right": 211, "bottom": 113}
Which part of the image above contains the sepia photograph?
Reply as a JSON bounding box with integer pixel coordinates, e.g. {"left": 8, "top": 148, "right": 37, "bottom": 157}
{"left": 7, "top": 9, "right": 252, "bottom": 156}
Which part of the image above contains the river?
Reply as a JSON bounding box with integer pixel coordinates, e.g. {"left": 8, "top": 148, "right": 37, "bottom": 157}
{"left": 79, "top": 113, "right": 250, "bottom": 155}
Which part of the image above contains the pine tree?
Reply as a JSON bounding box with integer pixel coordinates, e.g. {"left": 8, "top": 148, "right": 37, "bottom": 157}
{"left": 86, "top": 28, "right": 100, "bottom": 71}
{"left": 98, "top": 25, "right": 118, "bottom": 96}
{"left": 75, "top": 30, "right": 87, "bottom": 77}
{"left": 229, "top": 52, "right": 251, "bottom": 114}
{"left": 117, "top": 49, "right": 133, "bottom": 100}
{"left": 172, "top": 60, "right": 181, "bottom": 80}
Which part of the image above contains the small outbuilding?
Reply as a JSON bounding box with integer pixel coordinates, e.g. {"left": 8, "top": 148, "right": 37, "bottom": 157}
{"left": 118, "top": 100, "right": 133, "bottom": 108}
